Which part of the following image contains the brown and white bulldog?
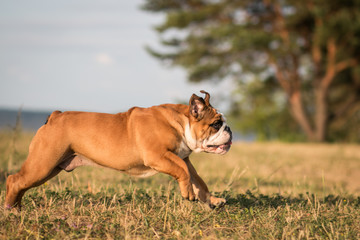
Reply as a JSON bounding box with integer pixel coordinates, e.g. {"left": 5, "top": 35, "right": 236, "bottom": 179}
{"left": 5, "top": 90, "right": 232, "bottom": 209}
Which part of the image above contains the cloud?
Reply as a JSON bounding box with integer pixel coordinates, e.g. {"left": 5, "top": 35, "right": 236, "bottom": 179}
{"left": 95, "top": 53, "right": 113, "bottom": 65}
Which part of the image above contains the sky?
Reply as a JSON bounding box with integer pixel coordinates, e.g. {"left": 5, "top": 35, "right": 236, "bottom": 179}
{"left": 0, "top": 0, "right": 232, "bottom": 113}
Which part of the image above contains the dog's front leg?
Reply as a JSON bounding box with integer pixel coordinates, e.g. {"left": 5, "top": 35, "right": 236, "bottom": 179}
{"left": 184, "top": 157, "right": 226, "bottom": 208}
{"left": 146, "top": 151, "right": 195, "bottom": 201}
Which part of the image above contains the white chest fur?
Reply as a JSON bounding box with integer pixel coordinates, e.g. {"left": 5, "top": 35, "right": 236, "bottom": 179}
{"left": 177, "top": 140, "right": 192, "bottom": 159}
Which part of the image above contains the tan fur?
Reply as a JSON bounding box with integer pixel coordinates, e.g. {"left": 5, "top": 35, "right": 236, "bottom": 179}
{"left": 5, "top": 92, "right": 231, "bottom": 210}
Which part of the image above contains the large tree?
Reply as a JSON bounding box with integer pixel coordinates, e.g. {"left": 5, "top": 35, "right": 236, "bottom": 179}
{"left": 142, "top": 0, "right": 360, "bottom": 142}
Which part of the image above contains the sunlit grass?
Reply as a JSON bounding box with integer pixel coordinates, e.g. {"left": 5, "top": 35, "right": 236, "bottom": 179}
{"left": 0, "top": 131, "right": 359, "bottom": 239}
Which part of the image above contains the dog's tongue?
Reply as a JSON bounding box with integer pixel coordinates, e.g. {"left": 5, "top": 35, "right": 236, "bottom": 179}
{"left": 218, "top": 141, "right": 232, "bottom": 150}
{"left": 207, "top": 141, "right": 232, "bottom": 150}
{"left": 218, "top": 145, "right": 226, "bottom": 150}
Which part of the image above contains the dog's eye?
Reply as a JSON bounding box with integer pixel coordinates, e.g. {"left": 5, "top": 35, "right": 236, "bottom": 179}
{"left": 210, "top": 120, "right": 223, "bottom": 130}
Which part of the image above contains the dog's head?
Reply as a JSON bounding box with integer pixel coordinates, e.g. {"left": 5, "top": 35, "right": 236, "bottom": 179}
{"left": 185, "top": 90, "right": 232, "bottom": 154}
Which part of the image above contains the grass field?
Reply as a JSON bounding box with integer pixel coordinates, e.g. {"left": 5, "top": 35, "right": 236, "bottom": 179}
{"left": 0, "top": 131, "right": 359, "bottom": 239}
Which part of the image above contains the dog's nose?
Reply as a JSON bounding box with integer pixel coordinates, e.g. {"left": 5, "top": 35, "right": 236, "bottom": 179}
{"left": 225, "top": 126, "right": 230, "bottom": 132}
{"left": 225, "top": 126, "right": 232, "bottom": 138}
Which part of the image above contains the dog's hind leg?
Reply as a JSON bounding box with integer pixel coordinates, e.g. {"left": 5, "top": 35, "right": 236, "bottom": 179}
{"left": 5, "top": 124, "right": 68, "bottom": 210}
{"left": 6, "top": 167, "right": 62, "bottom": 210}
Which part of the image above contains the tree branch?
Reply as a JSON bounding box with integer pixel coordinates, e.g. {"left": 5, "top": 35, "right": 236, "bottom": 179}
{"left": 312, "top": 45, "right": 322, "bottom": 66}
{"left": 333, "top": 94, "right": 359, "bottom": 121}
{"left": 321, "top": 38, "right": 337, "bottom": 89}
{"left": 321, "top": 39, "right": 358, "bottom": 89}
{"left": 271, "top": 0, "right": 290, "bottom": 46}
{"left": 268, "top": 55, "right": 291, "bottom": 95}
{"left": 311, "top": 17, "right": 323, "bottom": 82}
{"left": 335, "top": 58, "right": 358, "bottom": 73}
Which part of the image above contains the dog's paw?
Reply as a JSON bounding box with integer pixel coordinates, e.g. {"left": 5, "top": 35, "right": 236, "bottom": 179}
{"left": 179, "top": 181, "right": 195, "bottom": 201}
{"left": 209, "top": 196, "right": 226, "bottom": 209}
{"left": 4, "top": 204, "right": 21, "bottom": 213}
{"left": 5, "top": 204, "right": 12, "bottom": 210}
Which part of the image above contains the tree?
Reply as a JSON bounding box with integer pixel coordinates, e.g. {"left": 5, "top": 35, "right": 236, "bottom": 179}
{"left": 142, "top": 0, "right": 360, "bottom": 142}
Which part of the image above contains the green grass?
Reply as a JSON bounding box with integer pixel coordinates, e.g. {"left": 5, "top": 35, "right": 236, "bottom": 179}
{"left": 0, "top": 131, "right": 359, "bottom": 239}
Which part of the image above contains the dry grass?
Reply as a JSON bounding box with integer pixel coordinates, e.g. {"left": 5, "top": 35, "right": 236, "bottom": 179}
{"left": 0, "top": 131, "right": 359, "bottom": 239}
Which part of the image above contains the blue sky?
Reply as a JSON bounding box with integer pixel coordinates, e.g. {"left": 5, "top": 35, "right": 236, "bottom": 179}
{"left": 0, "top": 0, "right": 231, "bottom": 113}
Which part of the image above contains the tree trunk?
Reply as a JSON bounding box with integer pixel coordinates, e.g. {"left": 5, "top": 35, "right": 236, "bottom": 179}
{"left": 289, "top": 91, "right": 316, "bottom": 141}
{"left": 271, "top": 58, "right": 318, "bottom": 141}
{"left": 314, "top": 87, "right": 328, "bottom": 142}
{"left": 288, "top": 87, "right": 329, "bottom": 142}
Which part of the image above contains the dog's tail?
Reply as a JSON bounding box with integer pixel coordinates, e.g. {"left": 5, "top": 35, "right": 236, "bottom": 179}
{"left": 44, "top": 110, "right": 62, "bottom": 125}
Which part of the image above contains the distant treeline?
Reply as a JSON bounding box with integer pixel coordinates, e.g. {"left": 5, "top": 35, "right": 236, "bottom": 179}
{"left": 0, "top": 109, "right": 51, "bottom": 131}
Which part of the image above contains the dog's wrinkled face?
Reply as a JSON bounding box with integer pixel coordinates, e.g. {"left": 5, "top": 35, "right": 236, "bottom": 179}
{"left": 185, "top": 91, "right": 232, "bottom": 155}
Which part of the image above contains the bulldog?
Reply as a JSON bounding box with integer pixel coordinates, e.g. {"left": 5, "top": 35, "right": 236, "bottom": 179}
{"left": 5, "top": 90, "right": 232, "bottom": 210}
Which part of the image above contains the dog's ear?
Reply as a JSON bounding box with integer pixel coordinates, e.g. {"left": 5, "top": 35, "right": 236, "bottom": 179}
{"left": 200, "top": 90, "right": 211, "bottom": 107}
{"left": 189, "top": 93, "right": 206, "bottom": 120}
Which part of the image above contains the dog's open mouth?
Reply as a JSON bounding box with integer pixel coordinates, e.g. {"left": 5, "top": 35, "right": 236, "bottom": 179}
{"left": 207, "top": 140, "right": 232, "bottom": 151}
